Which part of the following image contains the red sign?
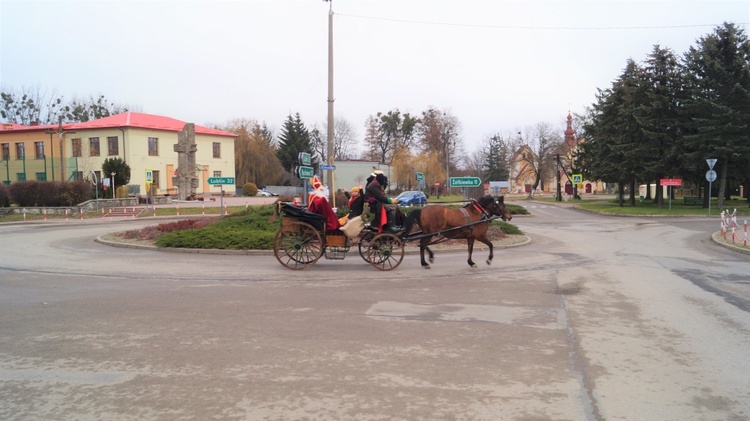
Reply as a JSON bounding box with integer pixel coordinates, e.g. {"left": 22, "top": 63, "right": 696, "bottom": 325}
{"left": 660, "top": 178, "right": 682, "bottom": 186}
{"left": 434, "top": 181, "right": 440, "bottom": 187}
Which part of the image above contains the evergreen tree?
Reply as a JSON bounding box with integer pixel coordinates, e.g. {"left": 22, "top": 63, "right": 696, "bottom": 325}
{"left": 636, "top": 45, "right": 684, "bottom": 207}
{"left": 276, "top": 113, "right": 317, "bottom": 178}
{"left": 681, "top": 22, "right": 750, "bottom": 209}
{"left": 581, "top": 60, "right": 648, "bottom": 206}
{"left": 102, "top": 157, "right": 131, "bottom": 194}
{"left": 481, "top": 134, "right": 510, "bottom": 182}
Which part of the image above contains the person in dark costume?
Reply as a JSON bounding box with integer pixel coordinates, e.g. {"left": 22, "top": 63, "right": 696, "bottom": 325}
{"left": 344, "top": 186, "right": 365, "bottom": 218}
{"left": 364, "top": 170, "right": 402, "bottom": 233}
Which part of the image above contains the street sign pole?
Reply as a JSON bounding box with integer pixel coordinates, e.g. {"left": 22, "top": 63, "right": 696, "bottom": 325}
{"left": 706, "top": 159, "right": 717, "bottom": 216}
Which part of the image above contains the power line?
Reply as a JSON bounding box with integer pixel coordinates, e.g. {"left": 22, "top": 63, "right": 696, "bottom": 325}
{"left": 336, "top": 12, "right": 747, "bottom": 31}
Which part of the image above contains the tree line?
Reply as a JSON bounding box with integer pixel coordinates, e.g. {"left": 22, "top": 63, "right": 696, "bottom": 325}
{"left": 0, "top": 87, "right": 137, "bottom": 125}
{"left": 577, "top": 22, "right": 750, "bottom": 209}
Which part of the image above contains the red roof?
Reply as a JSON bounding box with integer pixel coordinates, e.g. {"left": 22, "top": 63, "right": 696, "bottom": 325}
{"left": 1, "top": 112, "right": 236, "bottom": 137}
{"left": 65, "top": 112, "right": 236, "bottom": 138}
{"left": 0, "top": 122, "right": 58, "bottom": 132}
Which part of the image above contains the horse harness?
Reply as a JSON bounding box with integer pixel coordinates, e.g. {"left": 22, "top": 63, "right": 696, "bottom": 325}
{"left": 459, "top": 199, "right": 492, "bottom": 235}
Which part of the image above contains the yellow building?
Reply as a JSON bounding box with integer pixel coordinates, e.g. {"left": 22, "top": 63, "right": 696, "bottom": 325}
{"left": 1, "top": 112, "right": 236, "bottom": 196}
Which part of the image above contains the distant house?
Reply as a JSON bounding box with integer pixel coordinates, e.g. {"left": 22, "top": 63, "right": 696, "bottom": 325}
{"left": 0, "top": 112, "right": 236, "bottom": 196}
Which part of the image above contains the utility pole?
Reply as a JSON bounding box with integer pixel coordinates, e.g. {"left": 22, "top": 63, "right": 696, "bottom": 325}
{"left": 556, "top": 154, "right": 562, "bottom": 202}
{"left": 325, "top": 0, "right": 335, "bottom": 206}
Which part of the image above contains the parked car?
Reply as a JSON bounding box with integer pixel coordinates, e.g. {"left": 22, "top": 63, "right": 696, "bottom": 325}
{"left": 396, "top": 190, "right": 427, "bottom": 207}
{"left": 257, "top": 190, "right": 277, "bottom": 197}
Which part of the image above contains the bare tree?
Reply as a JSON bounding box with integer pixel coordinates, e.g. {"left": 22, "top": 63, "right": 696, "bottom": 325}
{"left": 325, "top": 116, "right": 358, "bottom": 160}
{"left": 220, "top": 118, "right": 283, "bottom": 187}
{"left": 515, "top": 122, "right": 563, "bottom": 196}
{"left": 417, "top": 107, "right": 463, "bottom": 190}
{"left": 1, "top": 86, "right": 138, "bottom": 124}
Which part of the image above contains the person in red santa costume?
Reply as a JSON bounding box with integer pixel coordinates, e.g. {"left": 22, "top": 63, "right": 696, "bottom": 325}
{"left": 307, "top": 175, "right": 340, "bottom": 231}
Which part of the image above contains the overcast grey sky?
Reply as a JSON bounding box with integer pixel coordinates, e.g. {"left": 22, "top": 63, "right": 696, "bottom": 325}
{"left": 1, "top": 0, "right": 748, "bottom": 155}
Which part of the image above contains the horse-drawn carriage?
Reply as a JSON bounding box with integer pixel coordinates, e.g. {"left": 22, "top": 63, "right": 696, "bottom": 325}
{"left": 272, "top": 196, "right": 512, "bottom": 271}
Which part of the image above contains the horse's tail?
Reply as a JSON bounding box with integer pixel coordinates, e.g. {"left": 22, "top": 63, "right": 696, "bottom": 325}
{"left": 403, "top": 208, "right": 423, "bottom": 235}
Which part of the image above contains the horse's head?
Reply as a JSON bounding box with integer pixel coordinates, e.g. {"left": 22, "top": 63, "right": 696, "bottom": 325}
{"left": 484, "top": 195, "right": 512, "bottom": 221}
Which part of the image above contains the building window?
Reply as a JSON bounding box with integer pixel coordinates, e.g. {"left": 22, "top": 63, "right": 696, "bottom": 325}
{"left": 108, "top": 136, "right": 119, "bottom": 155}
{"left": 15, "top": 143, "right": 24, "bottom": 159}
{"left": 1, "top": 143, "right": 9, "bottom": 160}
{"left": 89, "top": 137, "right": 100, "bottom": 156}
{"left": 74, "top": 171, "right": 83, "bottom": 181}
{"left": 35, "top": 141, "right": 45, "bottom": 159}
{"left": 213, "top": 171, "right": 221, "bottom": 177}
{"left": 213, "top": 142, "right": 220, "bottom": 158}
{"left": 148, "top": 137, "right": 158, "bottom": 156}
{"left": 72, "top": 138, "right": 82, "bottom": 157}
{"left": 17, "top": 173, "right": 26, "bottom": 181}
{"left": 36, "top": 172, "right": 47, "bottom": 181}
{"left": 152, "top": 170, "right": 160, "bottom": 187}
{"left": 92, "top": 170, "right": 101, "bottom": 184}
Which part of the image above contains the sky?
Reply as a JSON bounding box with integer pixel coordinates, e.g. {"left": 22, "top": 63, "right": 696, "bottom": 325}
{"left": 1, "top": 0, "right": 748, "bottom": 156}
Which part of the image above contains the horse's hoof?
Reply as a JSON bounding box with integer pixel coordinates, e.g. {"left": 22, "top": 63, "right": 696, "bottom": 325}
{"left": 423, "top": 265, "right": 431, "bottom": 269}
{"left": 486, "top": 260, "right": 492, "bottom": 265}
{"left": 470, "top": 263, "right": 477, "bottom": 268}
{"left": 429, "top": 257, "right": 434, "bottom": 263}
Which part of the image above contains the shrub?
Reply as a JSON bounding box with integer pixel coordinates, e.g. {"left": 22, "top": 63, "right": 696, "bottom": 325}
{"left": 242, "top": 182, "right": 258, "bottom": 196}
{"left": 115, "top": 185, "right": 128, "bottom": 199}
{"left": 9, "top": 181, "right": 42, "bottom": 206}
{"left": 7, "top": 181, "right": 92, "bottom": 207}
{"left": 154, "top": 204, "right": 279, "bottom": 249}
{"left": 0, "top": 183, "right": 9, "bottom": 207}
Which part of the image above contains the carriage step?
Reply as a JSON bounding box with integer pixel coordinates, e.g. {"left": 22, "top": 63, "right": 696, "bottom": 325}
{"left": 325, "top": 246, "right": 350, "bottom": 260}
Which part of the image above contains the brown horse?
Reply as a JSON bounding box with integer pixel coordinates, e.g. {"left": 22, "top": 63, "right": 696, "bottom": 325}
{"left": 402, "top": 195, "right": 512, "bottom": 269}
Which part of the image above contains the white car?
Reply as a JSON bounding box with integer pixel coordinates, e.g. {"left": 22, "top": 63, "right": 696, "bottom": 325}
{"left": 257, "top": 191, "right": 276, "bottom": 197}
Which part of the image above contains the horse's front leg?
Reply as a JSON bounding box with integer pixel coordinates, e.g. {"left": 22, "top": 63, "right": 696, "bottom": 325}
{"left": 425, "top": 246, "right": 434, "bottom": 264}
{"left": 476, "top": 234, "right": 494, "bottom": 265}
{"left": 467, "top": 238, "right": 476, "bottom": 268}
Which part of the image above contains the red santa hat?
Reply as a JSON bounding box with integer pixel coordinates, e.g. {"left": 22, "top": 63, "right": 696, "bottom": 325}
{"left": 311, "top": 175, "right": 323, "bottom": 190}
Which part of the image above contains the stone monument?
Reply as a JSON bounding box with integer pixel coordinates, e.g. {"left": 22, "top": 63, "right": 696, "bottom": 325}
{"left": 173, "top": 123, "right": 199, "bottom": 200}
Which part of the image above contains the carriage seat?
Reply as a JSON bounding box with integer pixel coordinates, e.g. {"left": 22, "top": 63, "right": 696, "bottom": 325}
{"left": 279, "top": 202, "right": 326, "bottom": 231}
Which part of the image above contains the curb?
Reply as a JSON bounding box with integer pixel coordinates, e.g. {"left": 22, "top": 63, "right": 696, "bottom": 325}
{"left": 710, "top": 231, "right": 750, "bottom": 255}
{"left": 95, "top": 233, "right": 531, "bottom": 256}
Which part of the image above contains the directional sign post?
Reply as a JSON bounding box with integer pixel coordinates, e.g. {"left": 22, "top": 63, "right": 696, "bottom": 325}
{"left": 206, "top": 177, "right": 235, "bottom": 214}
{"left": 450, "top": 177, "right": 481, "bottom": 200}
{"left": 296, "top": 166, "right": 314, "bottom": 179}
{"left": 207, "top": 177, "right": 235, "bottom": 185}
{"left": 449, "top": 177, "right": 481, "bottom": 188}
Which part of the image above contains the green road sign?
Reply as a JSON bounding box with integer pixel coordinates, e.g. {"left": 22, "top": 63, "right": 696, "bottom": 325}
{"left": 296, "top": 166, "right": 314, "bottom": 179}
{"left": 449, "top": 177, "right": 481, "bottom": 188}
{"left": 207, "top": 177, "right": 235, "bottom": 185}
{"left": 298, "top": 152, "right": 311, "bottom": 166}
{"left": 416, "top": 172, "right": 424, "bottom": 181}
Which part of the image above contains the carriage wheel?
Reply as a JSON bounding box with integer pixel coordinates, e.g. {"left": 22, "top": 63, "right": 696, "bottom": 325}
{"left": 274, "top": 221, "right": 323, "bottom": 270}
{"left": 358, "top": 230, "right": 377, "bottom": 263}
{"left": 367, "top": 233, "right": 404, "bottom": 271}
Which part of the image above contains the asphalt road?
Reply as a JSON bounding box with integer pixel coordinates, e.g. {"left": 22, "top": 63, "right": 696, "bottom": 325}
{"left": 1, "top": 202, "right": 749, "bottom": 420}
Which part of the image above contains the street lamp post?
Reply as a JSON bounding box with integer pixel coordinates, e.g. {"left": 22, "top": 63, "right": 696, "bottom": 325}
{"left": 45, "top": 119, "right": 75, "bottom": 182}
{"left": 111, "top": 172, "right": 116, "bottom": 199}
